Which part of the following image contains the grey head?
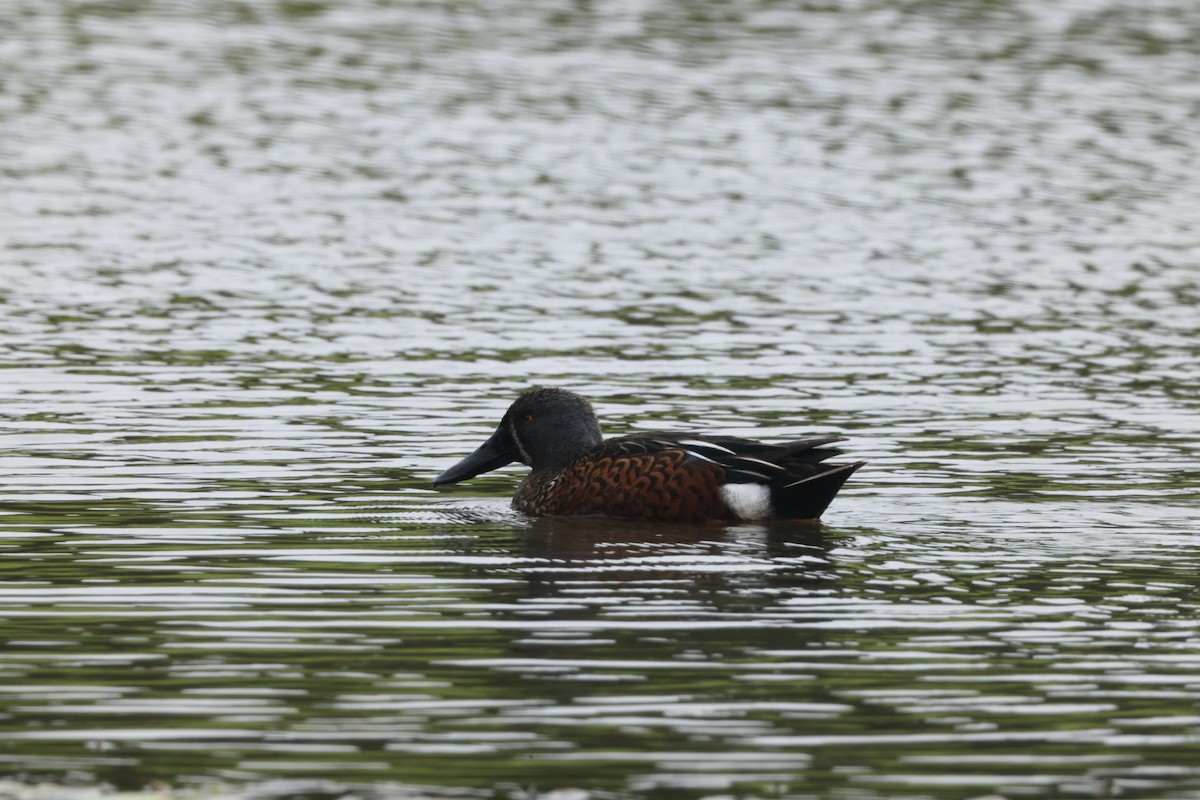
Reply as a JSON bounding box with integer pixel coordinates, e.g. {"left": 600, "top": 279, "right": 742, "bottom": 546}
{"left": 432, "top": 388, "right": 604, "bottom": 485}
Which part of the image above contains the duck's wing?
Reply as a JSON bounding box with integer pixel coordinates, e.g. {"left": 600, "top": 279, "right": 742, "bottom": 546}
{"left": 606, "top": 432, "right": 864, "bottom": 520}
{"left": 608, "top": 432, "right": 847, "bottom": 483}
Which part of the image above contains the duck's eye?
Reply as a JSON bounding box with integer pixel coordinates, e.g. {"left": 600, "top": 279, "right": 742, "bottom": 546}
{"left": 523, "top": 414, "right": 534, "bottom": 422}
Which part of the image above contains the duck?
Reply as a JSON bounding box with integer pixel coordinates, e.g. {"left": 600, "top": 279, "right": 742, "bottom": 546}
{"left": 432, "top": 388, "right": 864, "bottom": 523}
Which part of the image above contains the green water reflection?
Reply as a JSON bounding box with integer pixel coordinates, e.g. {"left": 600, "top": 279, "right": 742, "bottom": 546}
{"left": 1, "top": 487, "right": 1198, "bottom": 797}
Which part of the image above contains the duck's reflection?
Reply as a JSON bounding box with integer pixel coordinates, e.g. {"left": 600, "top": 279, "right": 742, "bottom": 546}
{"left": 516, "top": 515, "right": 836, "bottom": 597}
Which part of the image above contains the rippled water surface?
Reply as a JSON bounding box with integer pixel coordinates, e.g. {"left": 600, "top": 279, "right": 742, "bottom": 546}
{"left": 2, "top": 0, "right": 1199, "bottom": 798}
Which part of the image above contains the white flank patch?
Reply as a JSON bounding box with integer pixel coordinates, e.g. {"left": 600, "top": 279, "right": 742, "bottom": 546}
{"left": 721, "top": 483, "right": 772, "bottom": 520}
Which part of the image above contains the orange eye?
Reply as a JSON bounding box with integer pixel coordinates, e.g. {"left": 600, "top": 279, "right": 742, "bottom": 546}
{"left": 523, "top": 414, "right": 534, "bottom": 421}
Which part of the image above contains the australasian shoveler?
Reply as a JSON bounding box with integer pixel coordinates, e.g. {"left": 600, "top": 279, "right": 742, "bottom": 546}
{"left": 432, "top": 388, "right": 864, "bottom": 523}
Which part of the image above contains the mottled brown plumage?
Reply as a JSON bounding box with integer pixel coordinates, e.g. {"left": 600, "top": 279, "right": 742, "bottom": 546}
{"left": 514, "top": 443, "right": 730, "bottom": 522}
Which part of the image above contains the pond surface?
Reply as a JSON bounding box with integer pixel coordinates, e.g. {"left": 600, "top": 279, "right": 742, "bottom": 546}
{"left": 2, "top": 0, "right": 1199, "bottom": 798}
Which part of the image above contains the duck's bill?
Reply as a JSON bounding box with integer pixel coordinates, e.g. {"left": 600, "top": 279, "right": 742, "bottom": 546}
{"left": 432, "top": 429, "right": 516, "bottom": 485}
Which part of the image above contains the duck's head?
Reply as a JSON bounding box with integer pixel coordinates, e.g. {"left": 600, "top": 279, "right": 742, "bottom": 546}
{"left": 432, "top": 388, "right": 604, "bottom": 485}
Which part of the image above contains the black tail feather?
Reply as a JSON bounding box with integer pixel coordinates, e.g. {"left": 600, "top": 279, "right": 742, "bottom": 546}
{"left": 769, "top": 461, "right": 865, "bottom": 520}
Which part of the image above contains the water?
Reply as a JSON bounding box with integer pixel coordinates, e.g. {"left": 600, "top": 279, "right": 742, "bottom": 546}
{"left": 2, "top": 0, "right": 1199, "bottom": 798}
